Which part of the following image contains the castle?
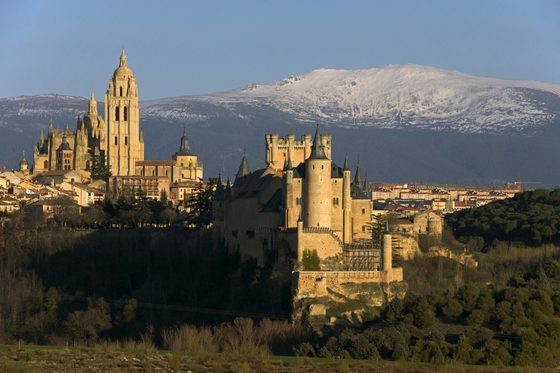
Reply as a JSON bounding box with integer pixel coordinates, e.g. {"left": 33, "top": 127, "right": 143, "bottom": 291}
{"left": 213, "top": 126, "right": 403, "bottom": 284}
{"left": 27, "top": 50, "right": 203, "bottom": 199}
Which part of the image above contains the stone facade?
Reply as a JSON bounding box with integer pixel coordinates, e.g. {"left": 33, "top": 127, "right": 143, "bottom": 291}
{"left": 33, "top": 51, "right": 143, "bottom": 179}
{"left": 214, "top": 127, "right": 376, "bottom": 266}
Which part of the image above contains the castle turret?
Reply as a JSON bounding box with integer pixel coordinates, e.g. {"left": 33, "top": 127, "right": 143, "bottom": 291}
{"left": 353, "top": 161, "right": 364, "bottom": 190}
{"left": 382, "top": 220, "right": 392, "bottom": 271}
{"left": 303, "top": 125, "right": 331, "bottom": 228}
{"left": 236, "top": 153, "right": 250, "bottom": 179}
{"left": 213, "top": 175, "right": 225, "bottom": 222}
{"left": 283, "top": 156, "right": 296, "bottom": 228}
{"left": 342, "top": 155, "right": 352, "bottom": 243}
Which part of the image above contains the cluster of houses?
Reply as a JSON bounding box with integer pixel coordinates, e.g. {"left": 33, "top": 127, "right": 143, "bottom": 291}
{"left": 371, "top": 183, "right": 520, "bottom": 214}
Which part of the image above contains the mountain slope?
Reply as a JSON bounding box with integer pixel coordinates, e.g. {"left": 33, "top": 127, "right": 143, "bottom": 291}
{"left": 1, "top": 64, "right": 560, "bottom": 187}
{"left": 141, "top": 64, "right": 560, "bottom": 135}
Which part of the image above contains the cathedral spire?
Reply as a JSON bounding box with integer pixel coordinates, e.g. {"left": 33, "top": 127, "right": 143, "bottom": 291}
{"left": 179, "top": 127, "right": 189, "bottom": 152}
{"left": 19, "top": 151, "right": 28, "bottom": 171}
{"left": 119, "top": 49, "right": 127, "bottom": 67}
{"left": 88, "top": 91, "right": 98, "bottom": 115}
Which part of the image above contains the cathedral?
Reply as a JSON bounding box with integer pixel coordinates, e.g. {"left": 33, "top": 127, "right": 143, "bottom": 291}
{"left": 29, "top": 50, "right": 203, "bottom": 195}
{"left": 33, "top": 50, "right": 143, "bottom": 179}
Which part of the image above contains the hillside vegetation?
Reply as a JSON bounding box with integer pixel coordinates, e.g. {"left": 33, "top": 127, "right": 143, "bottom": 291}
{"left": 447, "top": 188, "right": 560, "bottom": 248}
{"left": 3, "top": 190, "right": 560, "bottom": 369}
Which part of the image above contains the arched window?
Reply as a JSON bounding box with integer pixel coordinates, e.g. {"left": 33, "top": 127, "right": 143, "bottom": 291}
{"left": 120, "top": 86, "right": 123, "bottom": 96}
{"left": 43, "top": 160, "right": 48, "bottom": 169}
{"left": 115, "top": 107, "right": 120, "bottom": 121}
{"left": 124, "top": 106, "right": 128, "bottom": 121}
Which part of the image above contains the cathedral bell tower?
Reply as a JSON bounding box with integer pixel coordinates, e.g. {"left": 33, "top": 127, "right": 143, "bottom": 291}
{"left": 105, "top": 49, "right": 144, "bottom": 176}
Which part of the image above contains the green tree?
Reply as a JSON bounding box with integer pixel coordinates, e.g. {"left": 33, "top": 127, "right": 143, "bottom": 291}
{"left": 184, "top": 178, "right": 216, "bottom": 228}
{"left": 88, "top": 154, "right": 112, "bottom": 181}
{"left": 442, "top": 297, "right": 463, "bottom": 319}
{"left": 367, "top": 214, "right": 386, "bottom": 245}
{"left": 410, "top": 297, "right": 436, "bottom": 328}
{"left": 302, "top": 249, "right": 320, "bottom": 270}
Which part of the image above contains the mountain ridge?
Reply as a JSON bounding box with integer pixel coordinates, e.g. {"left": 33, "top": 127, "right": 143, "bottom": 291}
{"left": 1, "top": 64, "right": 560, "bottom": 187}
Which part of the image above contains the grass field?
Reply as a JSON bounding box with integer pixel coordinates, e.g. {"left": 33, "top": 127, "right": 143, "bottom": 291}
{"left": 0, "top": 345, "right": 553, "bottom": 372}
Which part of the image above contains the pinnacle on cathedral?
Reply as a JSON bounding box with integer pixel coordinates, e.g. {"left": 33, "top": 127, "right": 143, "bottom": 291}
{"left": 175, "top": 127, "right": 193, "bottom": 156}
{"left": 19, "top": 151, "right": 28, "bottom": 169}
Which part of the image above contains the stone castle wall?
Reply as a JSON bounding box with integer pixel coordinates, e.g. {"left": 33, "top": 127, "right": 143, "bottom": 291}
{"left": 292, "top": 269, "right": 404, "bottom": 305}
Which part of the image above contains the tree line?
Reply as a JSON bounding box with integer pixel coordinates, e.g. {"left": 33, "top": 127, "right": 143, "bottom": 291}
{"left": 447, "top": 188, "right": 560, "bottom": 248}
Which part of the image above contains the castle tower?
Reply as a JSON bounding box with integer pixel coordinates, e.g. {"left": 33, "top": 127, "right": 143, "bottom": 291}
{"left": 105, "top": 49, "right": 144, "bottom": 176}
{"left": 282, "top": 156, "right": 296, "bottom": 228}
{"left": 382, "top": 220, "right": 392, "bottom": 271}
{"left": 342, "top": 155, "right": 352, "bottom": 243}
{"left": 303, "top": 125, "right": 332, "bottom": 228}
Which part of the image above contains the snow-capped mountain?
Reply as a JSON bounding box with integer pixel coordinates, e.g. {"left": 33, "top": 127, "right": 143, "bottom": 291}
{"left": 140, "top": 64, "right": 560, "bottom": 135}
{"left": 2, "top": 64, "right": 560, "bottom": 187}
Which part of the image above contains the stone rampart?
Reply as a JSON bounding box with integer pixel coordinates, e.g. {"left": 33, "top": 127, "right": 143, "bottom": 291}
{"left": 292, "top": 268, "right": 404, "bottom": 303}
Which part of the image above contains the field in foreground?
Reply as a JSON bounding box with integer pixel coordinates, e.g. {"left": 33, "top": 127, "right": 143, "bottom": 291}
{"left": 0, "top": 346, "right": 555, "bottom": 373}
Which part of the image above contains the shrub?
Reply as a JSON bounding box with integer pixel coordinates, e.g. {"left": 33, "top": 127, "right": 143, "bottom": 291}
{"left": 302, "top": 249, "right": 320, "bottom": 270}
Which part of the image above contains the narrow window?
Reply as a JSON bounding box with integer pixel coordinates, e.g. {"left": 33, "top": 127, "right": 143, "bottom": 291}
{"left": 362, "top": 208, "right": 365, "bottom": 214}
{"left": 124, "top": 106, "right": 128, "bottom": 121}
{"left": 114, "top": 136, "right": 118, "bottom": 146}
{"left": 125, "top": 136, "right": 128, "bottom": 146}
{"left": 120, "top": 86, "right": 123, "bottom": 96}
{"left": 115, "top": 107, "right": 120, "bottom": 121}
{"left": 44, "top": 160, "right": 48, "bottom": 169}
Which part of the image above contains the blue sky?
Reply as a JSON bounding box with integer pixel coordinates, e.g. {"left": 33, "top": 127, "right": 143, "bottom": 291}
{"left": 1, "top": 0, "right": 559, "bottom": 101}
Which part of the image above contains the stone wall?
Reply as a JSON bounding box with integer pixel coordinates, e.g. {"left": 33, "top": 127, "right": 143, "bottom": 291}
{"left": 297, "top": 226, "right": 344, "bottom": 263}
{"left": 292, "top": 269, "right": 404, "bottom": 305}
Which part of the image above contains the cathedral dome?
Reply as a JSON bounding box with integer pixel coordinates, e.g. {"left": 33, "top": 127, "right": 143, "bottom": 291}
{"left": 82, "top": 92, "right": 105, "bottom": 132}
{"left": 113, "top": 49, "right": 133, "bottom": 79}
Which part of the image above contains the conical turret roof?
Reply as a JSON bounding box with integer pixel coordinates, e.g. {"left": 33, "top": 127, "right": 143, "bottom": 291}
{"left": 343, "top": 154, "right": 350, "bottom": 171}
{"left": 236, "top": 153, "right": 250, "bottom": 179}
{"left": 214, "top": 175, "right": 224, "bottom": 201}
{"left": 309, "top": 125, "right": 328, "bottom": 159}
{"left": 353, "top": 161, "right": 363, "bottom": 186}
